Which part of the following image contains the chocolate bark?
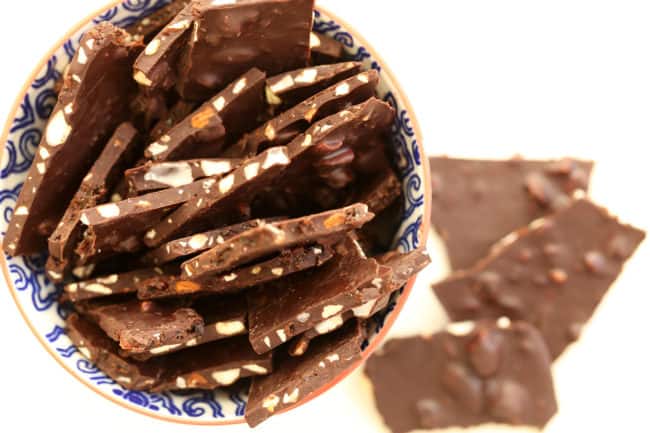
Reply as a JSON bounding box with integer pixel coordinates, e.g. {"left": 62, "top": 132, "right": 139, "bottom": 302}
{"left": 433, "top": 199, "right": 646, "bottom": 358}
{"left": 4, "top": 23, "right": 141, "bottom": 255}
{"left": 309, "top": 32, "right": 345, "bottom": 65}
{"left": 148, "top": 99, "right": 196, "bottom": 141}
{"left": 245, "top": 319, "right": 364, "bottom": 427}
{"left": 428, "top": 156, "right": 594, "bottom": 270}
{"left": 176, "top": 0, "right": 314, "bottom": 100}
{"left": 365, "top": 320, "right": 558, "bottom": 432}
{"left": 125, "top": 0, "right": 189, "bottom": 43}
{"left": 351, "top": 167, "right": 402, "bottom": 214}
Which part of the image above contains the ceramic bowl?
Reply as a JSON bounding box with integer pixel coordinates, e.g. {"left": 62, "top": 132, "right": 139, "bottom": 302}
{"left": 0, "top": 0, "right": 430, "bottom": 425}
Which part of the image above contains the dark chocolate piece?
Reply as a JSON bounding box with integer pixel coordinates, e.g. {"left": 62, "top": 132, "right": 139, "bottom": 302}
{"left": 433, "top": 199, "right": 646, "bottom": 358}
{"left": 63, "top": 267, "right": 171, "bottom": 303}
{"left": 365, "top": 320, "right": 558, "bottom": 433}
{"left": 148, "top": 99, "right": 196, "bottom": 141}
{"left": 125, "top": 0, "right": 189, "bottom": 43}
{"left": 182, "top": 203, "right": 373, "bottom": 279}
{"left": 176, "top": 0, "right": 314, "bottom": 100}
{"left": 225, "top": 69, "right": 379, "bottom": 158}
{"left": 245, "top": 319, "right": 364, "bottom": 427}
{"left": 309, "top": 32, "right": 345, "bottom": 65}
{"left": 351, "top": 167, "right": 402, "bottom": 214}
{"left": 428, "top": 156, "right": 594, "bottom": 270}
{"left": 265, "top": 62, "right": 362, "bottom": 111}
{"left": 125, "top": 158, "right": 242, "bottom": 195}
{"left": 85, "top": 299, "right": 204, "bottom": 354}
{"left": 4, "top": 23, "right": 141, "bottom": 255}
{"left": 358, "top": 199, "right": 403, "bottom": 256}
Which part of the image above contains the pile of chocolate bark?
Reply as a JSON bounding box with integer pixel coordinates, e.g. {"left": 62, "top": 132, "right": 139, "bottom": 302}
{"left": 365, "top": 157, "right": 646, "bottom": 432}
{"left": 2, "top": 0, "right": 431, "bottom": 427}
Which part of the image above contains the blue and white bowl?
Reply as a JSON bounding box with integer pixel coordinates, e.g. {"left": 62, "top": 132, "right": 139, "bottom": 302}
{"left": 0, "top": 1, "right": 430, "bottom": 425}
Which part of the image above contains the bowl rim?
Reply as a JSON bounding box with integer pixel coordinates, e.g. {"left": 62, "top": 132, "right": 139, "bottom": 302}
{"left": 0, "top": 1, "right": 431, "bottom": 426}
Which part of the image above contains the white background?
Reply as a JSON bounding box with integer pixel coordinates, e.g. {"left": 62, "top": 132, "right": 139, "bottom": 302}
{"left": 1, "top": 1, "right": 649, "bottom": 432}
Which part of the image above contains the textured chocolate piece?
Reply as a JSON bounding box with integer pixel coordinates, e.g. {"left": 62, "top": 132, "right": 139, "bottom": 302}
{"left": 176, "top": 0, "right": 314, "bottom": 100}
{"left": 225, "top": 69, "right": 379, "bottom": 158}
{"left": 433, "top": 199, "right": 646, "bottom": 358}
{"left": 47, "top": 123, "right": 141, "bottom": 272}
{"left": 126, "top": 158, "right": 242, "bottom": 195}
{"left": 145, "top": 146, "right": 292, "bottom": 246}
{"left": 125, "top": 0, "right": 189, "bottom": 43}
{"left": 148, "top": 99, "right": 196, "bottom": 141}
{"left": 266, "top": 62, "right": 362, "bottom": 111}
{"left": 365, "top": 320, "right": 558, "bottom": 433}
{"left": 309, "top": 32, "right": 345, "bottom": 65}
{"left": 85, "top": 299, "right": 204, "bottom": 354}
{"left": 245, "top": 319, "right": 364, "bottom": 427}
{"left": 139, "top": 242, "right": 335, "bottom": 299}
{"left": 429, "top": 157, "right": 594, "bottom": 270}
{"left": 182, "top": 203, "right": 373, "bottom": 279}
{"left": 4, "top": 23, "right": 141, "bottom": 256}
{"left": 247, "top": 236, "right": 381, "bottom": 354}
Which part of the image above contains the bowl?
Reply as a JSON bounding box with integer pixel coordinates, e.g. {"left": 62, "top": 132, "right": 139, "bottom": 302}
{"left": 0, "top": 0, "right": 430, "bottom": 425}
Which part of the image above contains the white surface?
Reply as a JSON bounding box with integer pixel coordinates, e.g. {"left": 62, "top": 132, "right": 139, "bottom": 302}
{"left": 1, "top": 1, "right": 649, "bottom": 432}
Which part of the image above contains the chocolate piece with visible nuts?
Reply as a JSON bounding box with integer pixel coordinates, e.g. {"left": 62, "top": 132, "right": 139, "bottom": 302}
{"left": 428, "top": 157, "right": 594, "bottom": 270}
{"left": 176, "top": 0, "right": 314, "bottom": 100}
{"left": 245, "top": 319, "right": 364, "bottom": 427}
{"left": 125, "top": 0, "right": 189, "bottom": 43}
{"left": 433, "top": 199, "right": 646, "bottom": 358}
{"left": 309, "top": 32, "right": 345, "bottom": 65}
{"left": 3, "top": 23, "right": 141, "bottom": 256}
{"left": 364, "top": 320, "right": 557, "bottom": 433}
{"left": 182, "top": 203, "right": 374, "bottom": 279}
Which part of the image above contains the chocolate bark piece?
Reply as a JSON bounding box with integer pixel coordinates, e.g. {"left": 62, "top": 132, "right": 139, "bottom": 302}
{"left": 149, "top": 99, "right": 196, "bottom": 141}
{"left": 66, "top": 313, "right": 163, "bottom": 390}
{"left": 245, "top": 319, "right": 364, "bottom": 427}
{"left": 428, "top": 156, "right": 594, "bottom": 270}
{"left": 182, "top": 203, "right": 374, "bottom": 279}
{"left": 433, "top": 199, "right": 646, "bottom": 359}
{"left": 365, "top": 320, "right": 558, "bottom": 433}
{"left": 85, "top": 299, "right": 204, "bottom": 354}
{"left": 225, "top": 69, "right": 379, "bottom": 158}
{"left": 4, "top": 23, "right": 141, "bottom": 256}
{"left": 309, "top": 32, "right": 345, "bottom": 65}
{"left": 139, "top": 243, "right": 335, "bottom": 299}
{"left": 152, "top": 336, "right": 273, "bottom": 392}
{"left": 176, "top": 0, "right": 314, "bottom": 100}
{"left": 125, "top": 158, "right": 242, "bottom": 195}
{"left": 47, "top": 123, "right": 141, "bottom": 267}
{"left": 64, "top": 267, "right": 172, "bottom": 303}
{"left": 132, "top": 4, "right": 193, "bottom": 90}
{"left": 358, "top": 199, "right": 403, "bottom": 256}
{"left": 351, "top": 167, "right": 402, "bottom": 214}
{"left": 145, "top": 146, "right": 292, "bottom": 246}
{"left": 125, "top": 0, "right": 189, "bottom": 43}
{"left": 247, "top": 236, "right": 381, "bottom": 354}
{"left": 266, "top": 62, "right": 362, "bottom": 111}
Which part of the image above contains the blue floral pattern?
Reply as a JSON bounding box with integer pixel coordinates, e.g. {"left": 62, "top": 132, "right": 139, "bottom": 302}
{"left": 1, "top": 2, "right": 426, "bottom": 422}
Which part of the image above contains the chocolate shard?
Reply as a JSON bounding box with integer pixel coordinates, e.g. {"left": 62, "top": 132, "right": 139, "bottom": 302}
{"left": 225, "top": 69, "right": 379, "bottom": 158}
{"left": 181, "top": 203, "right": 374, "bottom": 279}
{"left": 245, "top": 319, "right": 364, "bottom": 427}
{"left": 266, "top": 62, "right": 362, "bottom": 111}
{"left": 84, "top": 299, "right": 204, "bottom": 354}
{"left": 125, "top": 0, "right": 189, "bottom": 43}
{"left": 433, "top": 199, "right": 646, "bottom": 358}
{"left": 139, "top": 242, "right": 335, "bottom": 299}
{"left": 309, "top": 32, "right": 345, "bottom": 65}
{"left": 428, "top": 156, "right": 595, "bottom": 270}
{"left": 247, "top": 236, "right": 381, "bottom": 354}
{"left": 4, "top": 23, "right": 141, "bottom": 256}
{"left": 125, "top": 158, "right": 242, "bottom": 195}
{"left": 176, "top": 0, "right": 314, "bottom": 100}
{"left": 365, "top": 320, "right": 558, "bottom": 433}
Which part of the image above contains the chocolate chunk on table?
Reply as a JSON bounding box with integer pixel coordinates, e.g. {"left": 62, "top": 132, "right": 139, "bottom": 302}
{"left": 428, "top": 156, "right": 594, "bottom": 270}
{"left": 309, "top": 32, "right": 345, "bottom": 65}
{"left": 3, "top": 23, "right": 141, "bottom": 256}
{"left": 148, "top": 99, "right": 196, "bottom": 141}
{"left": 125, "top": 158, "right": 242, "bottom": 195}
{"left": 85, "top": 299, "right": 204, "bottom": 354}
{"left": 125, "top": 0, "right": 189, "bottom": 43}
{"left": 182, "top": 203, "right": 373, "bottom": 279}
{"left": 145, "top": 146, "right": 292, "bottom": 246}
{"left": 365, "top": 320, "right": 557, "bottom": 433}
{"left": 433, "top": 199, "right": 646, "bottom": 359}
{"left": 247, "top": 236, "right": 382, "bottom": 354}
{"left": 139, "top": 242, "right": 335, "bottom": 299}
{"left": 176, "top": 0, "right": 314, "bottom": 100}
{"left": 225, "top": 69, "right": 379, "bottom": 158}
{"left": 266, "top": 62, "right": 362, "bottom": 111}
{"left": 47, "top": 123, "right": 141, "bottom": 273}
{"left": 245, "top": 319, "right": 364, "bottom": 427}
